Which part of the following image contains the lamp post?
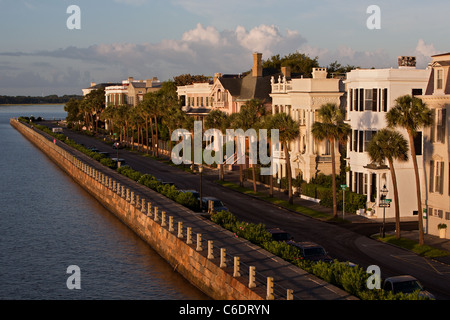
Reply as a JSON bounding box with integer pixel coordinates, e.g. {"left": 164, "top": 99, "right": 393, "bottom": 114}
{"left": 380, "top": 184, "right": 388, "bottom": 238}
{"left": 199, "top": 165, "right": 203, "bottom": 212}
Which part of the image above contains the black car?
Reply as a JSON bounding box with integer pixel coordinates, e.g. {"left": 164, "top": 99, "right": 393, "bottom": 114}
{"left": 179, "top": 190, "right": 200, "bottom": 200}
{"left": 287, "top": 241, "right": 333, "bottom": 263}
{"left": 267, "top": 228, "right": 293, "bottom": 242}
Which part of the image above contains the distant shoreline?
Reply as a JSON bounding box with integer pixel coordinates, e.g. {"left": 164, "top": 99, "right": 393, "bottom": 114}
{"left": 0, "top": 103, "right": 66, "bottom": 106}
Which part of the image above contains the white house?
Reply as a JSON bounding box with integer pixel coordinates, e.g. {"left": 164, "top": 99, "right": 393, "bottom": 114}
{"left": 344, "top": 56, "right": 431, "bottom": 219}
{"left": 270, "top": 67, "right": 345, "bottom": 182}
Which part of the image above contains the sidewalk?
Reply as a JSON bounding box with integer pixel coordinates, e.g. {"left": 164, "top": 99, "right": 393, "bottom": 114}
{"left": 219, "top": 170, "right": 450, "bottom": 264}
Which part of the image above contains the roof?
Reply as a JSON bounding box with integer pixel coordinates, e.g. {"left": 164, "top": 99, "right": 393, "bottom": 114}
{"left": 218, "top": 68, "right": 282, "bottom": 102}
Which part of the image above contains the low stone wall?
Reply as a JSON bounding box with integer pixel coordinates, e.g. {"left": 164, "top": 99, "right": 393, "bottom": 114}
{"left": 11, "top": 119, "right": 265, "bottom": 300}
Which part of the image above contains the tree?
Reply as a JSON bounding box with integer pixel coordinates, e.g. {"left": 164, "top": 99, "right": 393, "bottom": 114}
{"left": 204, "top": 109, "right": 229, "bottom": 181}
{"left": 311, "top": 103, "right": 352, "bottom": 218}
{"left": 266, "top": 112, "right": 300, "bottom": 204}
{"left": 262, "top": 52, "right": 319, "bottom": 77}
{"left": 386, "top": 95, "right": 432, "bottom": 245}
{"left": 173, "top": 74, "right": 211, "bottom": 87}
{"left": 367, "top": 129, "right": 409, "bottom": 239}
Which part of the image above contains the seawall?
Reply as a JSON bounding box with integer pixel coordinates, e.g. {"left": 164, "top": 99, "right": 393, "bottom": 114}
{"left": 11, "top": 118, "right": 356, "bottom": 301}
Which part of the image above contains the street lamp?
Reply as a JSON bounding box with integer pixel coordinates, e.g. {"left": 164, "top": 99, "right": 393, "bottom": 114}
{"left": 380, "top": 184, "right": 388, "bottom": 238}
{"left": 199, "top": 165, "right": 203, "bottom": 212}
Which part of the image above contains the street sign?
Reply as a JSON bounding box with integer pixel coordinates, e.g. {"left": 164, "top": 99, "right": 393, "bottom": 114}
{"left": 379, "top": 200, "right": 391, "bottom": 208}
{"left": 385, "top": 199, "right": 392, "bottom": 203}
{"left": 340, "top": 184, "right": 347, "bottom": 190}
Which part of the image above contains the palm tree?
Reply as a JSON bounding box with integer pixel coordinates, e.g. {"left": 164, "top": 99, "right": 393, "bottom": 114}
{"left": 367, "top": 129, "right": 409, "bottom": 239}
{"left": 386, "top": 95, "right": 432, "bottom": 245}
{"left": 311, "top": 103, "right": 351, "bottom": 219}
{"left": 231, "top": 100, "right": 266, "bottom": 192}
{"left": 204, "top": 109, "right": 229, "bottom": 181}
{"left": 267, "top": 112, "right": 300, "bottom": 204}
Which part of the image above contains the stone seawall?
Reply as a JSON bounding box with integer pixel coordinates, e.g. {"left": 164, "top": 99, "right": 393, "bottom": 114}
{"left": 10, "top": 119, "right": 266, "bottom": 300}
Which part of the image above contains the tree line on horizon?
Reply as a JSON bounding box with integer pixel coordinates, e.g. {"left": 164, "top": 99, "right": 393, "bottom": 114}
{"left": 0, "top": 94, "right": 82, "bottom": 105}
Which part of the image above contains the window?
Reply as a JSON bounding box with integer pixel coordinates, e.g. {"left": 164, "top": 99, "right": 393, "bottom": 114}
{"left": 382, "top": 88, "right": 388, "bottom": 112}
{"left": 437, "top": 109, "right": 447, "bottom": 143}
{"left": 353, "top": 89, "right": 359, "bottom": 111}
{"left": 437, "top": 69, "right": 443, "bottom": 90}
{"left": 446, "top": 212, "right": 450, "bottom": 220}
{"left": 413, "top": 132, "right": 423, "bottom": 156}
{"left": 353, "top": 130, "right": 358, "bottom": 152}
{"left": 365, "top": 89, "right": 373, "bottom": 111}
{"left": 430, "top": 160, "right": 444, "bottom": 194}
{"left": 359, "top": 131, "right": 364, "bottom": 153}
{"left": 359, "top": 89, "right": 364, "bottom": 112}
{"left": 372, "top": 88, "right": 378, "bottom": 112}
{"left": 364, "top": 131, "right": 376, "bottom": 152}
{"left": 363, "top": 173, "right": 368, "bottom": 195}
{"left": 349, "top": 89, "right": 353, "bottom": 111}
{"left": 412, "top": 89, "right": 423, "bottom": 96}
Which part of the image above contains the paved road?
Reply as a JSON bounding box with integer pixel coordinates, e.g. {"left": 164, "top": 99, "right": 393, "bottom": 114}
{"left": 53, "top": 125, "right": 450, "bottom": 300}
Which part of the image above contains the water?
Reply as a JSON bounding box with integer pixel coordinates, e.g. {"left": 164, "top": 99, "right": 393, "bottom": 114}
{"left": 0, "top": 105, "right": 208, "bottom": 300}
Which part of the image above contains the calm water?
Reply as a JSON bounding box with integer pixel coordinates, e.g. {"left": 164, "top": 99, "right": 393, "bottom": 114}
{"left": 0, "top": 105, "right": 208, "bottom": 300}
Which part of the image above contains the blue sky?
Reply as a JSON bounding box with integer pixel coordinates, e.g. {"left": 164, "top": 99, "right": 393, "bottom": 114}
{"left": 0, "top": 0, "right": 448, "bottom": 96}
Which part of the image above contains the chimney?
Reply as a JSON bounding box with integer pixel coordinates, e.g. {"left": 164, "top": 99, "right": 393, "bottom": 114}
{"left": 128, "top": 77, "right": 134, "bottom": 83}
{"left": 281, "top": 66, "right": 291, "bottom": 79}
{"left": 90, "top": 82, "right": 96, "bottom": 87}
{"left": 213, "top": 73, "right": 222, "bottom": 83}
{"left": 146, "top": 79, "right": 153, "bottom": 88}
{"left": 312, "top": 68, "right": 327, "bottom": 79}
{"left": 252, "top": 52, "right": 263, "bottom": 77}
{"left": 398, "top": 56, "right": 416, "bottom": 68}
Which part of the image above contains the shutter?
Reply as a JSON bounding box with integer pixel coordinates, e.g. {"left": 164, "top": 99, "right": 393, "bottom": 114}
{"left": 429, "top": 160, "right": 434, "bottom": 193}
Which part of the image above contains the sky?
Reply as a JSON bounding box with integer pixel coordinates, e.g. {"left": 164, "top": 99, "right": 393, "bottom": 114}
{"left": 0, "top": 0, "right": 448, "bottom": 96}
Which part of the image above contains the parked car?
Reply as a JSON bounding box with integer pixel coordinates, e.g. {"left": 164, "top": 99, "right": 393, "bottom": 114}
{"left": 111, "top": 158, "right": 126, "bottom": 166}
{"left": 98, "top": 151, "right": 110, "bottom": 158}
{"left": 201, "top": 197, "right": 228, "bottom": 213}
{"left": 383, "top": 275, "right": 435, "bottom": 299}
{"left": 88, "top": 146, "right": 99, "bottom": 152}
{"left": 287, "top": 241, "right": 333, "bottom": 263}
{"left": 267, "top": 228, "right": 293, "bottom": 242}
{"left": 179, "top": 190, "right": 200, "bottom": 200}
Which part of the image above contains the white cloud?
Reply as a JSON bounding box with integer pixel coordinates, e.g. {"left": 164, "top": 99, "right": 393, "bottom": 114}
{"left": 414, "top": 39, "right": 438, "bottom": 67}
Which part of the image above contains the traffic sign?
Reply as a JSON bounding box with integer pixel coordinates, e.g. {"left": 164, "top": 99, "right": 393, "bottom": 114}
{"left": 340, "top": 184, "right": 347, "bottom": 190}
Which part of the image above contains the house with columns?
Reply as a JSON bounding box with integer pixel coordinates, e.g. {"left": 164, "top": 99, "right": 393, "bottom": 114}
{"left": 418, "top": 52, "right": 450, "bottom": 239}
{"left": 105, "top": 76, "right": 161, "bottom": 107}
{"left": 269, "top": 67, "right": 345, "bottom": 182}
{"left": 344, "top": 56, "right": 431, "bottom": 219}
{"left": 177, "top": 81, "right": 214, "bottom": 126}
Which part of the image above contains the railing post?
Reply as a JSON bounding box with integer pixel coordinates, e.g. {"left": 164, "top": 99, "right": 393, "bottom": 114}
{"left": 266, "top": 277, "right": 274, "bottom": 300}
{"left": 168, "top": 216, "right": 174, "bottom": 232}
{"left": 233, "top": 257, "right": 241, "bottom": 277}
{"left": 154, "top": 207, "right": 159, "bottom": 222}
{"left": 249, "top": 266, "right": 256, "bottom": 288}
{"left": 141, "top": 198, "right": 146, "bottom": 213}
{"left": 196, "top": 234, "right": 202, "bottom": 252}
{"left": 161, "top": 211, "right": 166, "bottom": 226}
{"left": 177, "top": 221, "right": 183, "bottom": 238}
{"left": 287, "top": 289, "right": 293, "bottom": 300}
{"left": 207, "top": 241, "right": 214, "bottom": 260}
{"left": 220, "top": 248, "right": 227, "bottom": 268}
{"left": 147, "top": 202, "right": 152, "bottom": 217}
{"left": 186, "top": 227, "right": 192, "bottom": 244}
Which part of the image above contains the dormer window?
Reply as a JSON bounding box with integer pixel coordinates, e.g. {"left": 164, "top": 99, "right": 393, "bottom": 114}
{"left": 437, "top": 69, "right": 444, "bottom": 90}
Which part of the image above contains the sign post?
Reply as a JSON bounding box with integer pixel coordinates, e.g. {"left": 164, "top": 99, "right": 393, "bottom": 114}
{"left": 340, "top": 185, "right": 347, "bottom": 220}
